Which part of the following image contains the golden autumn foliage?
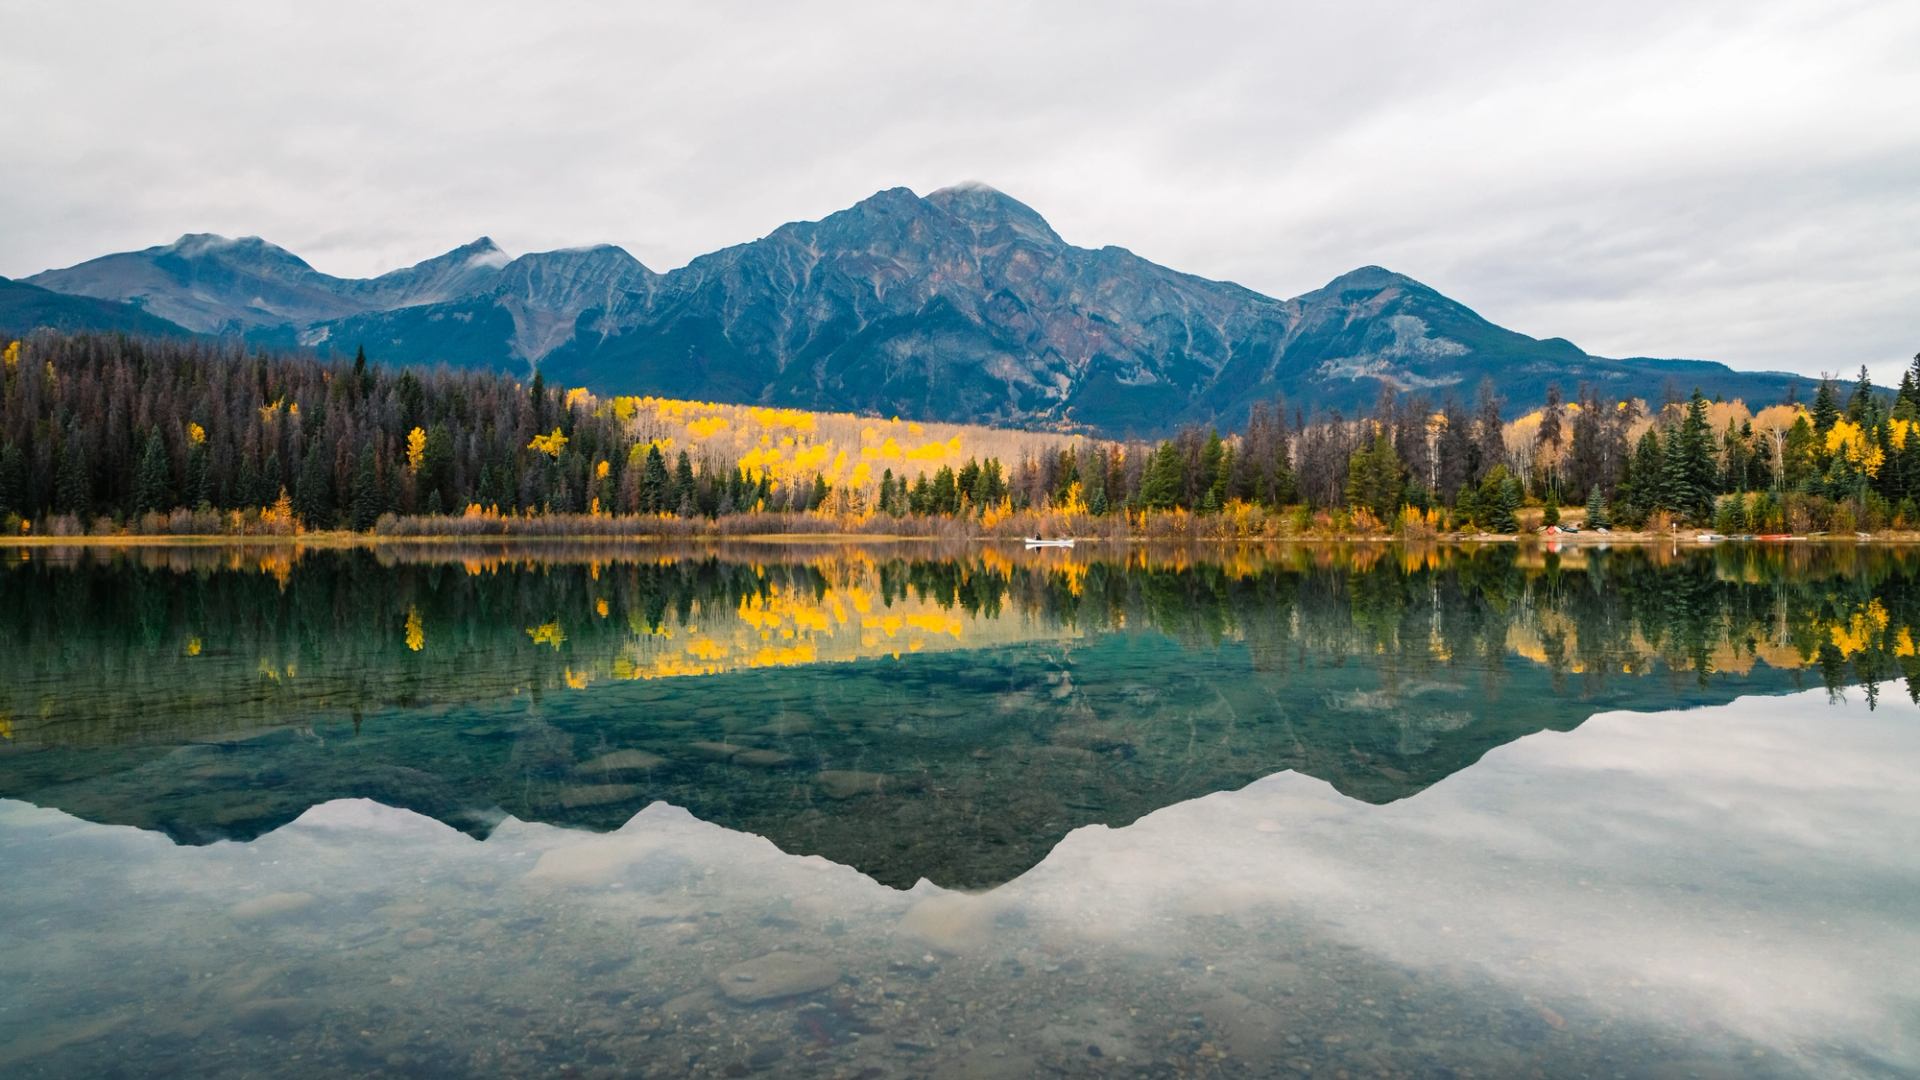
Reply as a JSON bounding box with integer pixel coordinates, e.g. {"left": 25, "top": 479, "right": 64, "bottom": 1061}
{"left": 1826, "top": 420, "right": 1884, "bottom": 476}
{"left": 1, "top": 340, "right": 18, "bottom": 369}
{"left": 404, "top": 607, "right": 425, "bottom": 652}
{"left": 186, "top": 422, "right": 207, "bottom": 447}
{"left": 528, "top": 428, "right": 569, "bottom": 458}
{"left": 603, "top": 394, "right": 1089, "bottom": 498}
{"left": 406, "top": 427, "right": 428, "bottom": 472}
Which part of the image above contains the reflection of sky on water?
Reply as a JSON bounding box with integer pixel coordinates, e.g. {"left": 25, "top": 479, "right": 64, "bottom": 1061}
{"left": 2, "top": 689, "right": 1912, "bottom": 1077}
{"left": 1012, "top": 688, "right": 1919, "bottom": 1075}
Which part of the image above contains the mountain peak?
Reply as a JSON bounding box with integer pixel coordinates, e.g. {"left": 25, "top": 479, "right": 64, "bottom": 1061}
{"left": 1318, "top": 265, "right": 1418, "bottom": 293}
{"left": 923, "top": 183, "right": 1061, "bottom": 245}
{"left": 162, "top": 233, "right": 310, "bottom": 267}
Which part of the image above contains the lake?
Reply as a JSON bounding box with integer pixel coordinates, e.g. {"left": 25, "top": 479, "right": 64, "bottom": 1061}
{"left": 0, "top": 541, "right": 1914, "bottom": 1078}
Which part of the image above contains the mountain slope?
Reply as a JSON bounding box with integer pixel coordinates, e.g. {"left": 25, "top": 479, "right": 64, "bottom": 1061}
{"left": 23, "top": 187, "right": 1809, "bottom": 434}
{"left": 0, "top": 277, "right": 197, "bottom": 338}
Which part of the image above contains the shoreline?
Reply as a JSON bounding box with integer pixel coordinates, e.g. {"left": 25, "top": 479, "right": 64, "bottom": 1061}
{"left": 0, "top": 530, "right": 1912, "bottom": 548}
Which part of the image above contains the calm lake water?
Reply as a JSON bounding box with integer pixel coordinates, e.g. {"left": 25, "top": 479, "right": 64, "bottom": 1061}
{"left": 0, "top": 541, "right": 1914, "bottom": 1078}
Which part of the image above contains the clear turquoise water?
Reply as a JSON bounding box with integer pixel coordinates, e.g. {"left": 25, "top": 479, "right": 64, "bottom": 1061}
{"left": 0, "top": 542, "right": 1914, "bottom": 1077}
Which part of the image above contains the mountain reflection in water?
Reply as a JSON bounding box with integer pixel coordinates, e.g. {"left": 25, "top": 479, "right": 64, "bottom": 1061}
{"left": 1, "top": 541, "right": 1917, "bottom": 890}
{"left": 1, "top": 689, "right": 1913, "bottom": 1078}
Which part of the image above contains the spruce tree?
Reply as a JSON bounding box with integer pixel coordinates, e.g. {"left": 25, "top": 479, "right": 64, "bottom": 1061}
{"left": 1476, "top": 465, "right": 1521, "bottom": 532}
{"left": 1139, "top": 442, "right": 1185, "bottom": 510}
{"left": 673, "top": 450, "right": 697, "bottom": 515}
{"left": 1661, "top": 391, "right": 1717, "bottom": 521}
{"left": 639, "top": 446, "right": 670, "bottom": 512}
{"left": 1200, "top": 430, "right": 1229, "bottom": 512}
{"left": 1847, "top": 365, "right": 1878, "bottom": 425}
{"left": 55, "top": 441, "right": 90, "bottom": 518}
{"left": 0, "top": 444, "right": 25, "bottom": 519}
{"left": 1811, "top": 380, "right": 1840, "bottom": 437}
{"left": 1344, "top": 431, "right": 1405, "bottom": 519}
{"left": 296, "top": 444, "right": 335, "bottom": 526}
{"left": 133, "top": 429, "right": 172, "bottom": 514}
{"left": 1620, "top": 427, "right": 1664, "bottom": 522}
{"left": 1584, "top": 485, "right": 1610, "bottom": 530}
{"left": 349, "top": 444, "right": 384, "bottom": 530}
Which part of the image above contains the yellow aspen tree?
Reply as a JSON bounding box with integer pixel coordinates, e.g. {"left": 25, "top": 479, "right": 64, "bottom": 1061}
{"left": 406, "top": 426, "right": 428, "bottom": 471}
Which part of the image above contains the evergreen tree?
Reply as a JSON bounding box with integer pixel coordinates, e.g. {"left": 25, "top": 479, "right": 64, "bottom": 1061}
{"left": 1139, "top": 442, "right": 1185, "bottom": 510}
{"left": 1713, "top": 494, "right": 1749, "bottom": 535}
{"left": 1584, "top": 485, "right": 1610, "bottom": 530}
{"left": 349, "top": 443, "right": 385, "bottom": 530}
{"left": 1811, "top": 380, "right": 1840, "bottom": 437}
{"left": 1661, "top": 390, "right": 1717, "bottom": 521}
{"left": 1542, "top": 487, "right": 1560, "bottom": 527}
{"left": 295, "top": 443, "right": 335, "bottom": 526}
{"left": 1781, "top": 416, "right": 1817, "bottom": 491}
{"left": 1478, "top": 465, "right": 1520, "bottom": 532}
{"left": 930, "top": 466, "right": 958, "bottom": 514}
{"left": 673, "top": 450, "right": 697, "bottom": 515}
{"left": 185, "top": 443, "right": 212, "bottom": 508}
{"left": 133, "top": 429, "right": 172, "bottom": 514}
{"left": 1847, "top": 365, "right": 1879, "bottom": 425}
{"left": 639, "top": 446, "right": 670, "bottom": 512}
{"left": 1619, "top": 427, "right": 1665, "bottom": 523}
{"left": 0, "top": 444, "right": 24, "bottom": 519}
{"left": 1199, "top": 430, "right": 1229, "bottom": 512}
{"left": 55, "top": 439, "right": 91, "bottom": 518}
{"left": 1344, "top": 431, "right": 1406, "bottom": 519}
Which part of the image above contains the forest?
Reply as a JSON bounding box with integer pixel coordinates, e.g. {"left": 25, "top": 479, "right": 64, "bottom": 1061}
{"left": 1, "top": 331, "right": 1917, "bottom": 537}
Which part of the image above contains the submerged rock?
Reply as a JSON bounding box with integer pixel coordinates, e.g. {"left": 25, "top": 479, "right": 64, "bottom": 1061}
{"left": 554, "top": 783, "right": 644, "bottom": 809}
{"left": 896, "top": 893, "right": 998, "bottom": 953}
{"left": 814, "top": 770, "right": 891, "bottom": 799}
{"left": 689, "top": 741, "right": 746, "bottom": 760}
{"left": 574, "top": 749, "right": 667, "bottom": 776}
{"left": 732, "top": 748, "right": 797, "bottom": 768}
{"left": 715, "top": 951, "right": 842, "bottom": 1004}
{"left": 228, "top": 891, "right": 316, "bottom": 921}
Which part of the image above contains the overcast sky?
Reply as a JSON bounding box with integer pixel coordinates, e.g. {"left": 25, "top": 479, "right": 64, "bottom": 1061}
{"left": 3, "top": 0, "right": 1915, "bottom": 380}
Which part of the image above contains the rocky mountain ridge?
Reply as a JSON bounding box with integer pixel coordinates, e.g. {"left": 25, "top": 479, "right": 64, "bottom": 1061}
{"left": 21, "top": 185, "right": 1806, "bottom": 434}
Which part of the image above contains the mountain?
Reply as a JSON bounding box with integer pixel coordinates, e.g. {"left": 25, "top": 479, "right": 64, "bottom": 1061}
{"left": 27, "top": 233, "right": 514, "bottom": 336}
{"left": 25, "top": 187, "right": 1809, "bottom": 434}
{"left": 0, "top": 276, "right": 196, "bottom": 338}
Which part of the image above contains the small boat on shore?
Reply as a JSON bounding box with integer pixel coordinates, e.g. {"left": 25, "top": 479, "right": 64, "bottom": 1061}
{"left": 1024, "top": 537, "right": 1075, "bottom": 549}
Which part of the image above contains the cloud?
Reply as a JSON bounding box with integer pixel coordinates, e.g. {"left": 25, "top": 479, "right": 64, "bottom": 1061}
{"left": 1, "top": 0, "right": 1914, "bottom": 380}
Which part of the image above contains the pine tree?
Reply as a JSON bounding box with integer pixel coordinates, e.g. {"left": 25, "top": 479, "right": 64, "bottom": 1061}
{"left": 0, "top": 444, "right": 26, "bottom": 519}
{"left": 1847, "top": 365, "right": 1878, "bottom": 425}
{"left": 1478, "top": 465, "right": 1520, "bottom": 532}
{"left": 1584, "top": 485, "right": 1610, "bottom": 530}
{"left": 185, "top": 444, "right": 211, "bottom": 508}
{"left": 295, "top": 442, "right": 335, "bottom": 526}
{"left": 1661, "top": 390, "right": 1717, "bottom": 521}
{"left": 55, "top": 438, "right": 91, "bottom": 518}
{"left": 1199, "top": 430, "right": 1228, "bottom": 512}
{"left": 673, "top": 450, "right": 697, "bottom": 515}
{"left": 1620, "top": 427, "right": 1664, "bottom": 524}
{"left": 639, "top": 446, "right": 670, "bottom": 512}
{"left": 349, "top": 443, "right": 384, "bottom": 530}
{"left": 1542, "top": 487, "right": 1560, "bottom": 527}
{"left": 1713, "top": 494, "right": 1749, "bottom": 535}
{"left": 1139, "top": 442, "right": 1185, "bottom": 510}
{"left": 1344, "top": 431, "right": 1405, "bottom": 519}
{"left": 133, "top": 429, "right": 173, "bottom": 514}
{"left": 1811, "top": 380, "right": 1840, "bottom": 437}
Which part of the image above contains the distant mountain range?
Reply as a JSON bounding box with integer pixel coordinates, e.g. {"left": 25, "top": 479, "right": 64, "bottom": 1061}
{"left": 14, "top": 184, "right": 1808, "bottom": 434}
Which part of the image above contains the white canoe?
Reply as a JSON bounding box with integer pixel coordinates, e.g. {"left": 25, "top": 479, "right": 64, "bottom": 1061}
{"left": 1024, "top": 538, "right": 1075, "bottom": 548}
